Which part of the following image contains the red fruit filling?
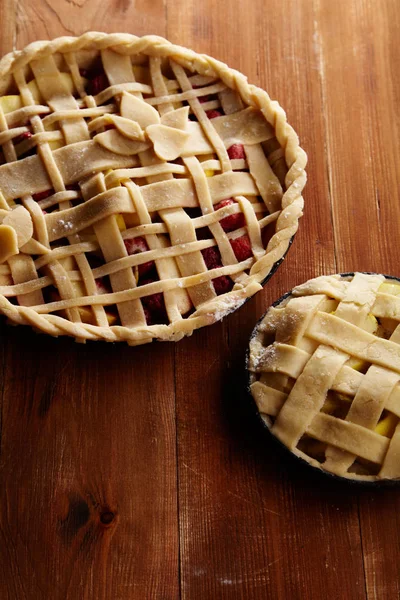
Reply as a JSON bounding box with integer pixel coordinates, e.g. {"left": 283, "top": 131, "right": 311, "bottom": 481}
{"left": 214, "top": 198, "right": 245, "bottom": 232}
{"left": 32, "top": 189, "right": 53, "bottom": 202}
{"left": 206, "top": 109, "right": 222, "bottom": 119}
{"left": 124, "top": 236, "right": 155, "bottom": 277}
{"left": 230, "top": 235, "right": 253, "bottom": 262}
{"left": 88, "top": 73, "right": 108, "bottom": 95}
{"left": 124, "top": 236, "right": 148, "bottom": 254}
{"left": 196, "top": 226, "right": 213, "bottom": 240}
{"left": 227, "top": 143, "right": 245, "bottom": 160}
{"left": 95, "top": 277, "right": 111, "bottom": 295}
{"left": 199, "top": 95, "right": 211, "bottom": 104}
{"left": 202, "top": 246, "right": 221, "bottom": 270}
{"left": 213, "top": 275, "right": 233, "bottom": 295}
{"left": 14, "top": 131, "right": 32, "bottom": 145}
{"left": 201, "top": 246, "right": 233, "bottom": 295}
{"left": 143, "top": 307, "right": 153, "bottom": 325}
{"left": 139, "top": 278, "right": 168, "bottom": 325}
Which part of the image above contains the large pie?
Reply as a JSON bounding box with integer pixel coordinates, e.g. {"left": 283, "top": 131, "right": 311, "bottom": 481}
{"left": 0, "top": 32, "right": 306, "bottom": 344}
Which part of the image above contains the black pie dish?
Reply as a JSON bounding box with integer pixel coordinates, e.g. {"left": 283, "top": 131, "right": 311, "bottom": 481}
{"left": 245, "top": 272, "right": 400, "bottom": 488}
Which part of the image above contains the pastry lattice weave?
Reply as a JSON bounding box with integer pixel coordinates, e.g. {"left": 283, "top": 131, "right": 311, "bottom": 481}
{"left": 0, "top": 33, "right": 306, "bottom": 343}
{"left": 249, "top": 273, "right": 400, "bottom": 481}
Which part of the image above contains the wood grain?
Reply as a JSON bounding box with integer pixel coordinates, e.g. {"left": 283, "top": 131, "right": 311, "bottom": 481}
{"left": 0, "top": 0, "right": 400, "bottom": 598}
{"left": 169, "top": 2, "right": 363, "bottom": 599}
{"left": 1, "top": 4, "right": 179, "bottom": 600}
{"left": 316, "top": 2, "right": 400, "bottom": 599}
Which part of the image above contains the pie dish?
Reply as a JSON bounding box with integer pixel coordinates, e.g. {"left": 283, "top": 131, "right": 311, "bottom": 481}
{"left": 0, "top": 32, "right": 306, "bottom": 344}
{"left": 248, "top": 272, "right": 400, "bottom": 482}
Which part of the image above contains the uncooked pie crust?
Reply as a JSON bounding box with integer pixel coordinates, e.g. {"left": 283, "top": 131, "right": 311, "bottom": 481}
{"left": 248, "top": 273, "right": 400, "bottom": 482}
{"left": 0, "top": 32, "right": 306, "bottom": 344}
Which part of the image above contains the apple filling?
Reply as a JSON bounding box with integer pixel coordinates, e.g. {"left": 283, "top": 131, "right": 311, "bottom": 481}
{"left": 249, "top": 274, "right": 400, "bottom": 481}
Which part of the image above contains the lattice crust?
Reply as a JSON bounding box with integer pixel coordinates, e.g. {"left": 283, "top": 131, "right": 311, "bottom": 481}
{"left": 0, "top": 32, "right": 306, "bottom": 344}
{"left": 248, "top": 273, "right": 400, "bottom": 481}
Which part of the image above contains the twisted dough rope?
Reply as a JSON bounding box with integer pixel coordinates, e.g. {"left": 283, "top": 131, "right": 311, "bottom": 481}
{"left": 0, "top": 32, "right": 307, "bottom": 343}
{"left": 0, "top": 278, "right": 260, "bottom": 343}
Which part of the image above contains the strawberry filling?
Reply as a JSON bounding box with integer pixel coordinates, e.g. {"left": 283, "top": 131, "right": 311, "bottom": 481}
{"left": 206, "top": 109, "right": 223, "bottom": 119}
{"left": 201, "top": 246, "right": 233, "bottom": 295}
{"left": 32, "top": 189, "right": 53, "bottom": 202}
{"left": 124, "top": 236, "right": 155, "bottom": 277}
{"left": 87, "top": 72, "right": 109, "bottom": 96}
{"left": 227, "top": 143, "right": 245, "bottom": 160}
{"left": 189, "top": 106, "right": 223, "bottom": 122}
{"left": 199, "top": 95, "right": 211, "bottom": 104}
{"left": 139, "top": 278, "right": 168, "bottom": 325}
{"left": 230, "top": 235, "right": 253, "bottom": 262}
{"left": 212, "top": 275, "right": 233, "bottom": 295}
{"left": 14, "top": 131, "right": 32, "bottom": 145}
{"left": 214, "top": 198, "right": 245, "bottom": 232}
{"left": 95, "top": 277, "right": 111, "bottom": 295}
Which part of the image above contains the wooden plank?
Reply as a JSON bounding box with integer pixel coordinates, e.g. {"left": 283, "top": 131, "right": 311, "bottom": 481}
{"left": 315, "top": 0, "right": 400, "bottom": 276}
{"left": 316, "top": 1, "right": 400, "bottom": 598}
{"left": 0, "top": 0, "right": 16, "bottom": 58}
{"left": 0, "top": 2, "right": 179, "bottom": 600}
{"left": 0, "top": 331, "right": 179, "bottom": 600}
{"left": 14, "top": 0, "right": 167, "bottom": 39}
{"left": 358, "top": 491, "right": 400, "bottom": 600}
{"left": 0, "top": 0, "right": 399, "bottom": 597}
{"left": 168, "top": 1, "right": 365, "bottom": 599}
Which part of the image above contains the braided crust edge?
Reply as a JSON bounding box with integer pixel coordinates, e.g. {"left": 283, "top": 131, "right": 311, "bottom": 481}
{"left": 0, "top": 32, "right": 307, "bottom": 344}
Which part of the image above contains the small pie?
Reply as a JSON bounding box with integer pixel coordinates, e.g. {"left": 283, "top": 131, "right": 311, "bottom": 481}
{"left": 0, "top": 32, "right": 306, "bottom": 344}
{"left": 248, "top": 273, "right": 400, "bottom": 482}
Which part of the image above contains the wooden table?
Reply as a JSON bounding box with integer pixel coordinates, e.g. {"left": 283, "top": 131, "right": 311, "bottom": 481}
{"left": 1, "top": 1, "right": 399, "bottom": 598}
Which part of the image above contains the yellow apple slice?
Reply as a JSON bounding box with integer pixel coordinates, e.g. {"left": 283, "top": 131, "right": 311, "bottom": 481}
{"left": 346, "top": 356, "right": 367, "bottom": 371}
{"left": 375, "top": 412, "right": 398, "bottom": 438}
{"left": 0, "top": 74, "right": 78, "bottom": 118}
{"left": 106, "top": 312, "right": 117, "bottom": 326}
{"left": 321, "top": 396, "right": 338, "bottom": 414}
{"left": 379, "top": 281, "right": 400, "bottom": 296}
{"left": 0, "top": 95, "right": 22, "bottom": 114}
{"left": 78, "top": 306, "right": 94, "bottom": 324}
{"left": 364, "top": 313, "right": 378, "bottom": 334}
{"left": 115, "top": 214, "right": 126, "bottom": 231}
